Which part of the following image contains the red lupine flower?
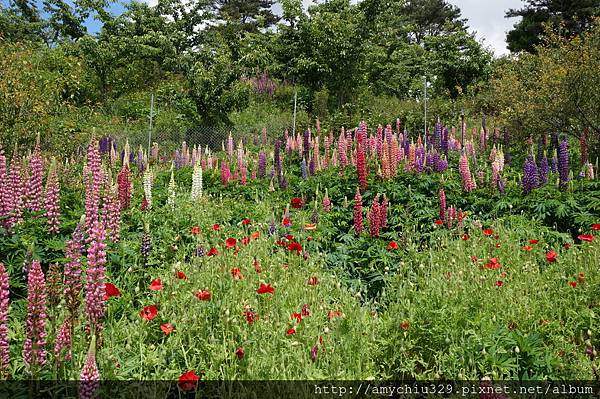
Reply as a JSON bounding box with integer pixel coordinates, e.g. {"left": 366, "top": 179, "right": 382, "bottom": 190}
{"left": 196, "top": 290, "right": 211, "bottom": 301}
{"left": 495, "top": 280, "right": 504, "bottom": 287}
{"left": 569, "top": 281, "right": 577, "bottom": 288}
{"left": 190, "top": 226, "right": 201, "bottom": 235}
{"left": 160, "top": 323, "right": 174, "bottom": 335}
{"left": 225, "top": 238, "right": 237, "bottom": 248}
{"left": 175, "top": 271, "right": 187, "bottom": 280}
{"left": 434, "top": 219, "right": 443, "bottom": 225}
{"left": 241, "top": 218, "right": 251, "bottom": 225}
{"left": 461, "top": 234, "right": 470, "bottom": 241}
{"left": 212, "top": 224, "right": 220, "bottom": 231}
{"left": 483, "top": 229, "right": 493, "bottom": 236}
{"left": 286, "top": 328, "right": 296, "bottom": 335}
{"left": 522, "top": 245, "right": 533, "bottom": 251}
{"left": 307, "top": 276, "right": 319, "bottom": 286}
{"left": 149, "top": 279, "right": 163, "bottom": 291}
{"left": 529, "top": 239, "right": 539, "bottom": 244}
{"left": 256, "top": 283, "right": 274, "bottom": 295}
{"left": 578, "top": 234, "right": 594, "bottom": 242}
{"left": 207, "top": 247, "right": 218, "bottom": 256}
{"left": 287, "top": 242, "right": 303, "bottom": 252}
{"left": 282, "top": 218, "right": 291, "bottom": 227}
{"left": 592, "top": 224, "right": 600, "bottom": 231}
{"left": 291, "top": 313, "right": 302, "bottom": 323}
{"left": 230, "top": 267, "right": 243, "bottom": 280}
{"left": 400, "top": 321, "right": 410, "bottom": 330}
{"left": 243, "top": 311, "right": 258, "bottom": 324}
{"left": 235, "top": 347, "right": 245, "bottom": 360}
{"left": 178, "top": 370, "right": 200, "bottom": 392}
{"left": 140, "top": 305, "right": 158, "bottom": 321}
{"left": 387, "top": 241, "right": 399, "bottom": 250}
{"left": 546, "top": 250, "right": 557, "bottom": 263}
{"left": 104, "top": 283, "right": 121, "bottom": 300}
{"left": 291, "top": 198, "right": 304, "bottom": 209}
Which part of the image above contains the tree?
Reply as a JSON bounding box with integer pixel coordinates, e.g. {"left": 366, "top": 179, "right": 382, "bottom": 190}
{"left": 506, "top": 0, "right": 600, "bottom": 53}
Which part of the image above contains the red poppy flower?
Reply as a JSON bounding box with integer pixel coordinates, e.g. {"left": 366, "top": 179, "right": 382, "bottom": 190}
{"left": 569, "top": 281, "right": 577, "bottom": 288}
{"left": 230, "top": 267, "right": 243, "bottom": 280}
{"left": 287, "top": 242, "right": 303, "bottom": 252}
{"left": 387, "top": 241, "right": 399, "bottom": 250}
{"left": 578, "top": 234, "right": 595, "bottom": 242}
{"left": 434, "top": 219, "right": 443, "bottom": 225}
{"left": 500, "top": 271, "right": 507, "bottom": 278}
{"left": 160, "top": 323, "right": 174, "bottom": 335}
{"left": 286, "top": 328, "right": 296, "bottom": 335}
{"left": 291, "top": 198, "right": 304, "bottom": 209}
{"left": 307, "top": 276, "right": 319, "bottom": 286}
{"left": 243, "top": 311, "right": 258, "bottom": 324}
{"left": 225, "top": 238, "right": 237, "bottom": 248}
{"left": 196, "top": 290, "right": 211, "bottom": 301}
{"left": 105, "top": 283, "right": 121, "bottom": 300}
{"left": 241, "top": 218, "right": 251, "bottom": 225}
{"left": 178, "top": 370, "right": 200, "bottom": 392}
{"left": 207, "top": 247, "right": 218, "bottom": 256}
{"left": 461, "top": 234, "right": 470, "bottom": 241}
{"left": 327, "top": 310, "right": 343, "bottom": 321}
{"left": 522, "top": 245, "right": 533, "bottom": 252}
{"left": 529, "top": 239, "right": 539, "bottom": 244}
{"left": 400, "top": 321, "right": 410, "bottom": 330}
{"left": 485, "top": 258, "right": 501, "bottom": 270}
{"left": 285, "top": 234, "right": 294, "bottom": 241}
{"left": 251, "top": 231, "right": 261, "bottom": 240}
{"left": 546, "top": 250, "right": 557, "bottom": 263}
{"left": 483, "top": 228, "right": 494, "bottom": 236}
{"left": 282, "top": 218, "right": 292, "bottom": 227}
{"left": 191, "top": 226, "right": 201, "bottom": 235}
{"left": 235, "top": 346, "right": 245, "bottom": 360}
{"left": 149, "top": 279, "right": 163, "bottom": 291}
{"left": 241, "top": 236, "right": 251, "bottom": 246}
{"left": 256, "top": 283, "right": 274, "bottom": 295}
{"left": 212, "top": 224, "right": 220, "bottom": 231}
{"left": 495, "top": 280, "right": 504, "bottom": 287}
{"left": 291, "top": 313, "right": 303, "bottom": 323}
{"left": 175, "top": 271, "right": 187, "bottom": 280}
{"left": 591, "top": 224, "right": 600, "bottom": 230}
{"left": 140, "top": 305, "right": 158, "bottom": 321}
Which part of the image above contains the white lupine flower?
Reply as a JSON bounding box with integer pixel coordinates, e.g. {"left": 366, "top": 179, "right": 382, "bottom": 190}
{"left": 167, "top": 163, "right": 176, "bottom": 209}
{"left": 143, "top": 167, "right": 153, "bottom": 209}
{"left": 191, "top": 159, "right": 203, "bottom": 201}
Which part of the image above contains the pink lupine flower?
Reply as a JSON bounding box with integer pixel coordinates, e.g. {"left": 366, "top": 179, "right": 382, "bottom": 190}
{"left": 356, "top": 143, "right": 367, "bottom": 191}
{"left": 44, "top": 159, "right": 61, "bottom": 234}
{"left": 354, "top": 189, "right": 363, "bottom": 235}
{"left": 439, "top": 189, "right": 446, "bottom": 221}
{"left": 85, "top": 220, "right": 107, "bottom": 338}
{"left": 459, "top": 152, "right": 476, "bottom": 192}
{"left": 338, "top": 131, "right": 347, "bottom": 168}
{"left": 54, "top": 318, "right": 72, "bottom": 363}
{"left": 0, "top": 263, "right": 9, "bottom": 376}
{"left": 85, "top": 137, "right": 103, "bottom": 234}
{"left": 117, "top": 165, "right": 132, "bottom": 210}
{"left": 0, "top": 148, "right": 7, "bottom": 227}
{"left": 322, "top": 189, "right": 331, "bottom": 213}
{"left": 23, "top": 260, "right": 47, "bottom": 368}
{"left": 79, "top": 337, "right": 100, "bottom": 399}
{"left": 368, "top": 195, "right": 381, "bottom": 237}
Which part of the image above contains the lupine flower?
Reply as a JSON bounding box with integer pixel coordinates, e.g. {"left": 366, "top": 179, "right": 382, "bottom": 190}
{"left": 141, "top": 224, "right": 152, "bottom": 260}
{"left": 0, "top": 263, "right": 9, "bottom": 376}
{"left": 85, "top": 137, "right": 103, "bottom": 234}
{"left": 85, "top": 220, "right": 107, "bottom": 338}
{"left": 258, "top": 151, "right": 267, "bottom": 178}
{"left": 167, "top": 163, "right": 176, "bottom": 209}
{"left": 522, "top": 155, "right": 539, "bottom": 194}
{"left": 117, "top": 164, "right": 132, "bottom": 211}
{"left": 558, "top": 138, "right": 569, "bottom": 191}
{"left": 368, "top": 195, "right": 381, "bottom": 237}
{"left": 439, "top": 189, "right": 446, "bottom": 221}
{"left": 191, "top": 160, "right": 203, "bottom": 201}
{"left": 353, "top": 189, "right": 363, "bottom": 235}
{"left": 64, "top": 223, "right": 84, "bottom": 322}
{"left": 26, "top": 141, "right": 43, "bottom": 213}
{"left": 322, "top": 189, "right": 331, "bottom": 212}
{"left": 23, "top": 260, "right": 47, "bottom": 368}
{"left": 356, "top": 143, "right": 367, "bottom": 191}
{"left": 142, "top": 167, "right": 153, "bottom": 209}
{"left": 0, "top": 148, "right": 8, "bottom": 228}
{"left": 54, "top": 318, "right": 72, "bottom": 363}
{"left": 539, "top": 155, "right": 549, "bottom": 186}
{"left": 458, "top": 152, "right": 476, "bottom": 192}
{"left": 44, "top": 159, "right": 60, "bottom": 234}
{"left": 301, "top": 158, "right": 307, "bottom": 179}
{"left": 79, "top": 337, "right": 100, "bottom": 399}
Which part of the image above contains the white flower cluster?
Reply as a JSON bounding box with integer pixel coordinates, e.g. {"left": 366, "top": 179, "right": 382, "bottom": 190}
{"left": 143, "top": 167, "right": 153, "bottom": 209}
{"left": 191, "top": 159, "right": 203, "bottom": 201}
{"left": 167, "top": 163, "right": 176, "bottom": 209}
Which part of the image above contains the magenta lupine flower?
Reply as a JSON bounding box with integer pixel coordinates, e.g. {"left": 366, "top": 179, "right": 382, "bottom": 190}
{"left": 354, "top": 189, "right": 363, "bottom": 235}
{"left": 459, "top": 152, "right": 476, "bottom": 192}
{"left": 79, "top": 339, "right": 100, "bottom": 399}
{"left": 117, "top": 165, "right": 132, "bottom": 210}
{"left": 221, "top": 160, "right": 231, "bottom": 185}
{"left": 356, "top": 143, "right": 367, "bottom": 192}
{"left": 54, "top": 318, "right": 72, "bottom": 362}
{"left": 322, "top": 189, "right": 331, "bottom": 213}
{"left": 23, "top": 260, "right": 47, "bottom": 368}
{"left": 558, "top": 138, "right": 569, "bottom": 191}
{"left": 85, "top": 220, "right": 107, "bottom": 338}
{"left": 26, "top": 143, "right": 44, "bottom": 213}
{"left": 44, "top": 159, "right": 61, "bottom": 234}
{"left": 0, "top": 263, "right": 9, "bottom": 376}
{"left": 65, "top": 224, "right": 84, "bottom": 321}
{"left": 439, "top": 189, "right": 446, "bottom": 221}
{"left": 368, "top": 196, "right": 381, "bottom": 237}
{"left": 379, "top": 195, "right": 388, "bottom": 229}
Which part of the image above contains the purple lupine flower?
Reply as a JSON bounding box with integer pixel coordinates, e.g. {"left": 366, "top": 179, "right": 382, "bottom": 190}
{"left": 279, "top": 173, "right": 288, "bottom": 190}
{"left": 425, "top": 152, "right": 435, "bottom": 171}
{"left": 44, "top": 159, "right": 60, "bottom": 234}
{"left": 0, "top": 263, "right": 9, "bottom": 376}
{"left": 54, "top": 318, "right": 72, "bottom": 362}
{"left": 435, "top": 156, "right": 448, "bottom": 172}
{"left": 268, "top": 217, "right": 277, "bottom": 236}
{"left": 23, "top": 260, "right": 47, "bottom": 368}
{"left": 79, "top": 338, "right": 100, "bottom": 399}
{"left": 558, "top": 138, "right": 569, "bottom": 191}
{"left": 258, "top": 151, "right": 267, "bottom": 178}
{"left": 301, "top": 158, "right": 307, "bottom": 179}
{"left": 433, "top": 121, "right": 441, "bottom": 151}
{"left": 522, "top": 155, "right": 539, "bottom": 194}
{"left": 311, "top": 207, "right": 318, "bottom": 224}
{"left": 539, "top": 155, "right": 549, "bottom": 186}
{"left": 441, "top": 128, "right": 449, "bottom": 156}
{"left": 26, "top": 142, "right": 44, "bottom": 213}
{"left": 85, "top": 220, "right": 107, "bottom": 338}
{"left": 498, "top": 177, "right": 506, "bottom": 194}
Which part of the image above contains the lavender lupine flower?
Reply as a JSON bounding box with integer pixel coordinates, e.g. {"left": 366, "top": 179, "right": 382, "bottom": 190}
{"left": 79, "top": 336, "right": 100, "bottom": 399}
{"left": 85, "top": 220, "right": 107, "bottom": 338}
{"left": 353, "top": 189, "right": 363, "bottom": 235}
{"left": 0, "top": 263, "right": 9, "bottom": 376}
{"left": 558, "top": 138, "right": 569, "bottom": 191}
{"left": 54, "top": 317, "right": 72, "bottom": 363}
{"left": 522, "top": 155, "right": 539, "bottom": 194}
{"left": 301, "top": 158, "right": 308, "bottom": 179}
{"left": 439, "top": 189, "right": 446, "bottom": 221}
{"left": 268, "top": 216, "right": 277, "bottom": 236}
{"left": 26, "top": 141, "right": 44, "bottom": 213}
{"left": 44, "top": 159, "right": 60, "bottom": 234}
{"left": 258, "top": 151, "right": 266, "bottom": 178}
{"left": 539, "top": 155, "right": 549, "bottom": 186}
{"left": 23, "top": 260, "right": 47, "bottom": 368}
